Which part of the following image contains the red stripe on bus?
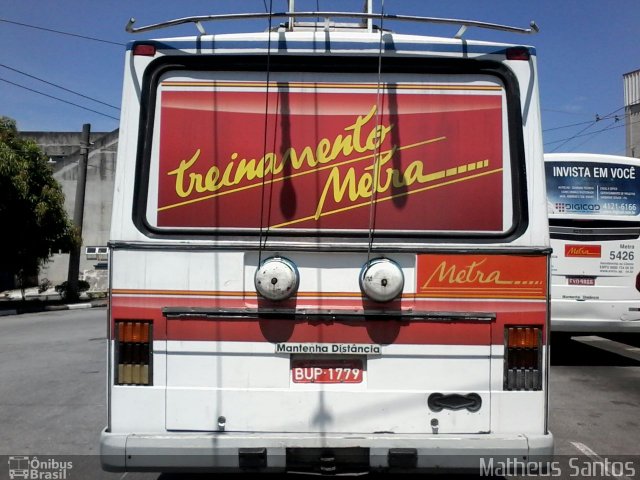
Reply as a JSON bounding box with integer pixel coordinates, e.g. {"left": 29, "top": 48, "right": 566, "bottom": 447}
{"left": 110, "top": 295, "right": 546, "bottom": 345}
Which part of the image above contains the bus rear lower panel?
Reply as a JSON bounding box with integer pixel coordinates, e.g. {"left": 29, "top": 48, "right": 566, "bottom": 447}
{"left": 101, "top": 430, "right": 553, "bottom": 473}
{"left": 103, "top": 250, "right": 552, "bottom": 473}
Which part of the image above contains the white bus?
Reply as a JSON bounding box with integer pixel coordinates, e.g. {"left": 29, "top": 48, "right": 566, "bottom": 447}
{"left": 546, "top": 153, "right": 640, "bottom": 332}
{"left": 101, "top": 6, "right": 552, "bottom": 474}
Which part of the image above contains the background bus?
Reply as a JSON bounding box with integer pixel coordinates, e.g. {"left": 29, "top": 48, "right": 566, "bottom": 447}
{"left": 546, "top": 153, "right": 640, "bottom": 333}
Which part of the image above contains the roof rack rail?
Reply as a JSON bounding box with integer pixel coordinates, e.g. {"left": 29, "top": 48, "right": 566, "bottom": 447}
{"left": 125, "top": 12, "right": 539, "bottom": 39}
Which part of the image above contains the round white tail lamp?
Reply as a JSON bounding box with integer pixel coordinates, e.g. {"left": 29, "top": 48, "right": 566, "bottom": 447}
{"left": 359, "top": 258, "right": 404, "bottom": 302}
{"left": 254, "top": 256, "right": 300, "bottom": 301}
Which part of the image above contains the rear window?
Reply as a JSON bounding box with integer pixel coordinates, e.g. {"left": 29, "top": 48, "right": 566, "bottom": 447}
{"left": 137, "top": 57, "right": 525, "bottom": 241}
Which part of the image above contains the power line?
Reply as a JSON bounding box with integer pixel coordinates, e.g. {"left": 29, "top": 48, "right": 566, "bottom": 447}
{"left": 568, "top": 119, "right": 618, "bottom": 152}
{"left": 544, "top": 115, "right": 638, "bottom": 147}
{"left": 548, "top": 121, "right": 600, "bottom": 152}
{"left": 572, "top": 119, "right": 636, "bottom": 152}
{"left": 543, "top": 119, "right": 595, "bottom": 132}
{"left": 0, "top": 17, "right": 124, "bottom": 46}
{"left": 544, "top": 112, "right": 628, "bottom": 133}
{"left": 547, "top": 107, "right": 626, "bottom": 152}
{"left": 544, "top": 109, "right": 627, "bottom": 133}
{"left": 543, "top": 121, "right": 617, "bottom": 146}
{"left": 0, "top": 77, "right": 119, "bottom": 121}
{"left": 0, "top": 63, "right": 120, "bottom": 110}
{"left": 565, "top": 112, "right": 629, "bottom": 153}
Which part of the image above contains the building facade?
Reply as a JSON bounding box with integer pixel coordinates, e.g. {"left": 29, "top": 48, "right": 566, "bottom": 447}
{"left": 624, "top": 69, "right": 640, "bottom": 158}
{"left": 20, "top": 130, "right": 118, "bottom": 292}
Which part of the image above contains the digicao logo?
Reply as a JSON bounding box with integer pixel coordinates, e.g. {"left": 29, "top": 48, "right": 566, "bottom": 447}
{"left": 566, "top": 203, "right": 601, "bottom": 212}
{"left": 565, "top": 245, "right": 601, "bottom": 258}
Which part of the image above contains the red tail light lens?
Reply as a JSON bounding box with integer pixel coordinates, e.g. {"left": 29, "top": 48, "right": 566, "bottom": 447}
{"left": 636, "top": 272, "right": 640, "bottom": 293}
{"left": 504, "top": 327, "right": 542, "bottom": 391}
{"left": 506, "top": 46, "right": 531, "bottom": 61}
{"left": 115, "top": 321, "right": 152, "bottom": 385}
{"left": 133, "top": 44, "right": 156, "bottom": 56}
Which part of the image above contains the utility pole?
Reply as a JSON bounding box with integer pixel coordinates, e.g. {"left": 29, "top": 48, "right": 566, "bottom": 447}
{"left": 66, "top": 123, "right": 91, "bottom": 301}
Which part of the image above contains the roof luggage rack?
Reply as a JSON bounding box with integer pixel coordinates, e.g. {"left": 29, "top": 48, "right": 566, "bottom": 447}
{"left": 126, "top": 1, "right": 538, "bottom": 38}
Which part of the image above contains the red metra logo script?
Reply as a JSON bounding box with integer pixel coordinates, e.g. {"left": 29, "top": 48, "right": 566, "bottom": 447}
{"left": 564, "top": 245, "right": 601, "bottom": 258}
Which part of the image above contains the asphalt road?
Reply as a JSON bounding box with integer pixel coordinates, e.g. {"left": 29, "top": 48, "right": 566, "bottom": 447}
{"left": 0, "top": 309, "right": 639, "bottom": 479}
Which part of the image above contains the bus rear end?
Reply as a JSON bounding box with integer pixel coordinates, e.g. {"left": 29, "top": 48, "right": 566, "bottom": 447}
{"left": 546, "top": 153, "right": 640, "bottom": 333}
{"left": 101, "top": 11, "right": 552, "bottom": 474}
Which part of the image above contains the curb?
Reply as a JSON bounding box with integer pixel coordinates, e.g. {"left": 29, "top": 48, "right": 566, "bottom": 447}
{"left": 0, "top": 301, "right": 107, "bottom": 317}
{"left": 47, "top": 303, "right": 94, "bottom": 311}
{"left": 68, "top": 303, "right": 94, "bottom": 310}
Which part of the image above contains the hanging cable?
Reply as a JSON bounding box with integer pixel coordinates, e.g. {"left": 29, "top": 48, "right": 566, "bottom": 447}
{"left": 366, "top": 0, "right": 385, "bottom": 260}
{"left": 257, "top": 0, "right": 275, "bottom": 266}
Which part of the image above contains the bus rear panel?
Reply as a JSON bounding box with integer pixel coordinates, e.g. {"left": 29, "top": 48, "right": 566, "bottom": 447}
{"left": 102, "top": 13, "right": 552, "bottom": 474}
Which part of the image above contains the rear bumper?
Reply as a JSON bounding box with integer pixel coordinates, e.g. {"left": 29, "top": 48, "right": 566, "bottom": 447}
{"left": 101, "top": 428, "right": 553, "bottom": 473}
{"left": 551, "top": 299, "right": 640, "bottom": 332}
{"left": 552, "top": 318, "right": 640, "bottom": 333}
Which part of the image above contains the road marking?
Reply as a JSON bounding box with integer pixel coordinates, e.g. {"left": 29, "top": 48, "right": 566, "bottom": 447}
{"left": 572, "top": 336, "right": 640, "bottom": 362}
{"left": 570, "top": 441, "right": 634, "bottom": 480}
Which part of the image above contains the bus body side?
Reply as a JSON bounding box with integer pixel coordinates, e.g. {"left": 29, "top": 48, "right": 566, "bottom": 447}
{"left": 546, "top": 153, "right": 640, "bottom": 333}
{"left": 101, "top": 29, "right": 552, "bottom": 473}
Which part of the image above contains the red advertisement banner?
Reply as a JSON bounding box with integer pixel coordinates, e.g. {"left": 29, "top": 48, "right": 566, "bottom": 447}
{"left": 564, "top": 245, "right": 602, "bottom": 258}
{"left": 417, "top": 254, "right": 548, "bottom": 299}
{"left": 156, "top": 82, "right": 505, "bottom": 232}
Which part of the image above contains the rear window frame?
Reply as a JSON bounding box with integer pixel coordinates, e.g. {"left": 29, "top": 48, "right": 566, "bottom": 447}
{"left": 132, "top": 54, "right": 529, "bottom": 247}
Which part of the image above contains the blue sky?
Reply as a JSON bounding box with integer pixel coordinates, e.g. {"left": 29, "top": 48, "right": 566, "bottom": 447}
{"left": 0, "top": 0, "right": 638, "bottom": 155}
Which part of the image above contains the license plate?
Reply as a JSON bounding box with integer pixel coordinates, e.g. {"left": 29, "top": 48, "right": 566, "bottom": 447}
{"left": 291, "top": 359, "right": 363, "bottom": 384}
{"left": 568, "top": 276, "right": 596, "bottom": 286}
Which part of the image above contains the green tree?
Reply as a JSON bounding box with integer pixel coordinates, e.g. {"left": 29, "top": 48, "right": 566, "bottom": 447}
{"left": 0, "top": 116, "right": 75, "bottom": 294}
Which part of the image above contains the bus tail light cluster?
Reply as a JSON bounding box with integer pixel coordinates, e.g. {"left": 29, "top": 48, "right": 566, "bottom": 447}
{"left": 115, "top": 321, "right": 152, "bottom": 385}
{"left": 504, "top": 327, "right": 542, "bottom": 391}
